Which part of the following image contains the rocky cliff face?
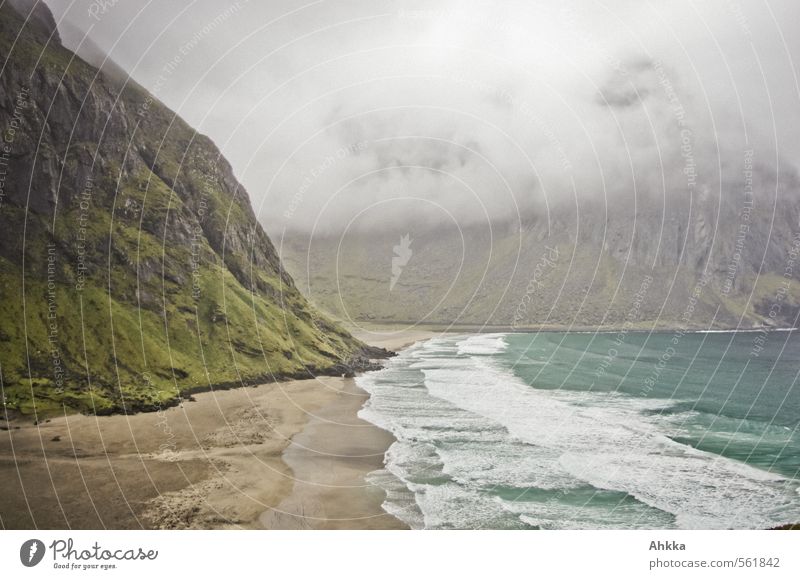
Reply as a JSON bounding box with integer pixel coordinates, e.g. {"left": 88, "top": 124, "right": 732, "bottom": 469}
{"left": 0, "top": 4, "right": 381, "bottom": 416}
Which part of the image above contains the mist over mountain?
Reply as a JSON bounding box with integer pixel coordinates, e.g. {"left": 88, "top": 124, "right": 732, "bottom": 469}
{"left": 278, "top": 54, "right": 800, "bottom": 330}
{"left": 45, "top": 0, "right": 800, "bottom": 238}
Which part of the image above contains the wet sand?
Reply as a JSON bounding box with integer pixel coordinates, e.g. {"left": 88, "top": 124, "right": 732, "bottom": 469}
{"left": 259, "top": 378, "right": 404, "bottom": 529}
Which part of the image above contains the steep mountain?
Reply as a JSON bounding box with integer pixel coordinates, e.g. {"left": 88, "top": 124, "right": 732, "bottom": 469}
{"left": 0, "top": 3, "right": 381, "bottom": 417}
{"left": 281, "top": 178, "right": 800, "bottom": 330}
{"left": 56, "top": 18, "right": 131, "bottom": 90}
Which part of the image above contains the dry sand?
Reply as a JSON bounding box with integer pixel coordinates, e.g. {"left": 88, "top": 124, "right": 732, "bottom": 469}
{"left": 349, "top": 326, "right": 441, "bottom": 351}
{"left": 0, "top": 329, "right": 438, "bottom": 529}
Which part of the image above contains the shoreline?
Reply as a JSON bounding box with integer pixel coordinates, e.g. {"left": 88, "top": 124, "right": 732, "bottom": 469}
{"left": 344, "top": 321, "right": 799, "bottom": 334}
{"left": 0, "top": 329, "right": 436, "bottom": 529}
{"left": 257, "top": 329, "right": 439, "bottom": 529}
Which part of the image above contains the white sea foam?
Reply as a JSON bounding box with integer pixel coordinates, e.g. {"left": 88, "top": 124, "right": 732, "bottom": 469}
{"left": 456, "top": 333, "right": 508, "bottom": 356}
{"left": 365, "top": 467, "right": 424, "bottom": 529}
{"left": 357, "top": 334, "right": 800, "bottom": 529}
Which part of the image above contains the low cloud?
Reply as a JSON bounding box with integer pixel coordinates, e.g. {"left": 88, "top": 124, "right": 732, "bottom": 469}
{"left": 49, "top": 0, "right": 800, "bottom": 234}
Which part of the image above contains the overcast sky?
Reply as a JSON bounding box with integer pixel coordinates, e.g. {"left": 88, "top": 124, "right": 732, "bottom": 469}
{"left": 45, "top": 0, "right": 800, "bottom": 235}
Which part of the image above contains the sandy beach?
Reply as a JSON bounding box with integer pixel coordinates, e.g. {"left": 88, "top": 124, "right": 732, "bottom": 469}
{"left": 0, "top": 329, "right": 438, "bottom": 530}
{"left": 347, "top": 326, "right": 443, "bottom": 352}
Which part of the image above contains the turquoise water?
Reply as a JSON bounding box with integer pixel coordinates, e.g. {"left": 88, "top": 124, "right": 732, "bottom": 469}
{"left": 357, "top": 331, "right": 800, "bottom": 529}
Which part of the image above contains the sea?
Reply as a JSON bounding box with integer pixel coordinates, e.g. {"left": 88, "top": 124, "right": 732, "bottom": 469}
{"left": 357, "top": 330, "right": 800, "bottom": 529}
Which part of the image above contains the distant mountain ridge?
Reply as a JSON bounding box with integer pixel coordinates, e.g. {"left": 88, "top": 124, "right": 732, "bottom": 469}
{"left": 280, "top": 181, "right": 800, "bottom": 331}
{"left": 0, "top": 2, "right": 381, "bottom": 416}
